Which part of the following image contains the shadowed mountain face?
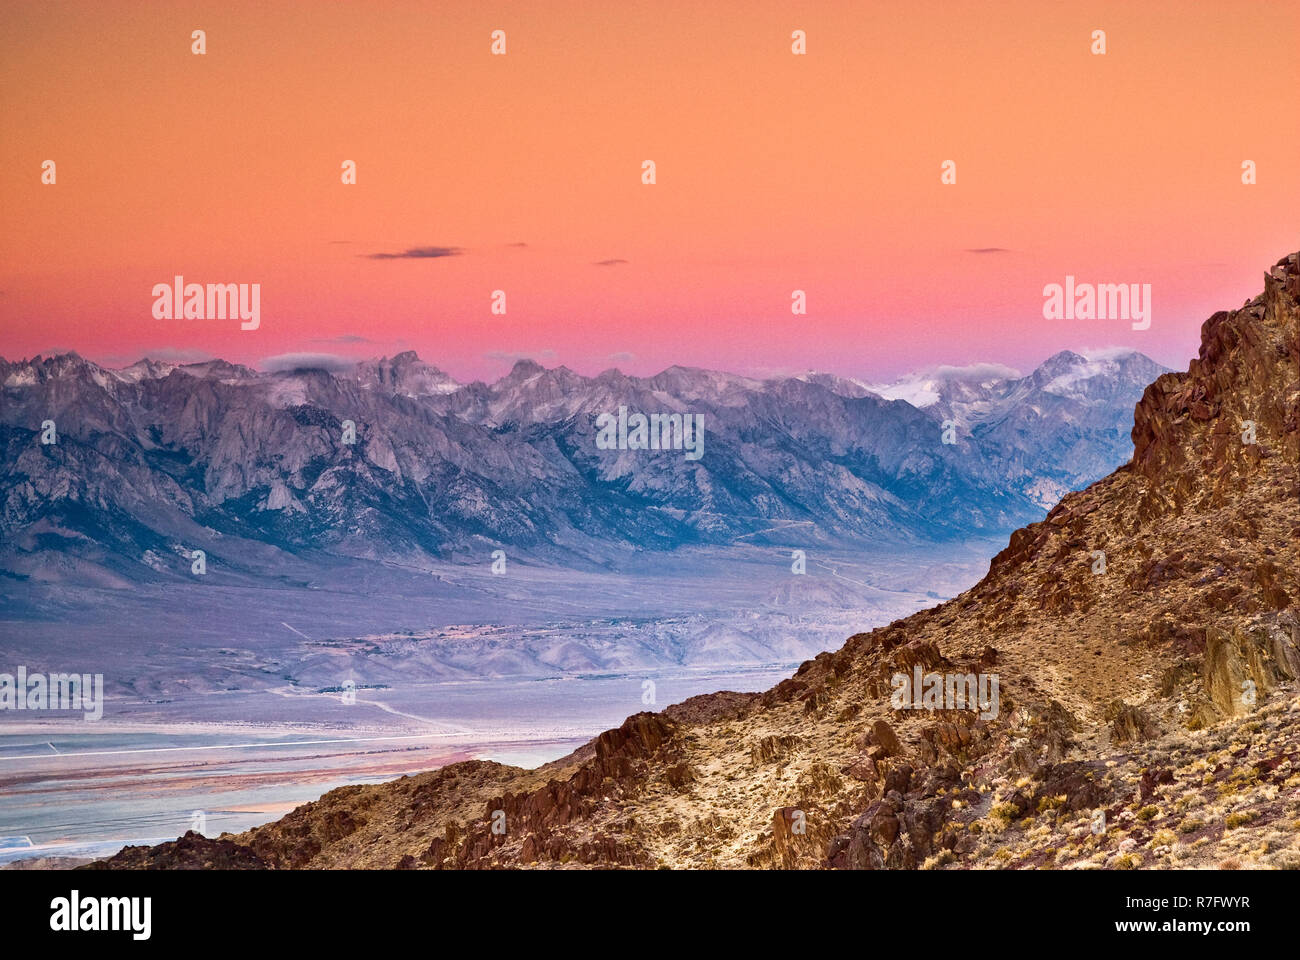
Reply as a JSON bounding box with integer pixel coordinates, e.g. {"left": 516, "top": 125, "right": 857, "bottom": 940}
{"left": 89, "top": 252, "right": 1299, "bottom": 871}
{"left": 0, "top": 348, "right": 1163, "bottom": 584}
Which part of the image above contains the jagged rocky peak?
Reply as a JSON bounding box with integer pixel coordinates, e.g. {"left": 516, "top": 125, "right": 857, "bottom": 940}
{"left": 116, "top": 358, "right": 178, "bottom": 382}
{"left": 1032, "top": 347, "right": 1154, "bottom": 384}
{"left": 502, "top": 357, "right": 546, "bottom": 381}
{"left": 349, "top": 350, "right": 460, "bottom": 396}
{"left": 172, "top": 359, "right": 257, "bottom": 380}
{"left": 488, "top": 358, "right": 585, "bottom": 399}
{"left": 1036, "top": 349, "right": 1089, "bottom": 372}
{"left": 6, "top": 351, "right": 94, "bottom": 382}
{"left": 1130, "top": 250, "right": 1300, "bottom": 505}
{"left": 789, "top": 371, "right": 878, "bottom": 399}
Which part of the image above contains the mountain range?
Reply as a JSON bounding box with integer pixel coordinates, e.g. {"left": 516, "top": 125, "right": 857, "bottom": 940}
{"left": 87, "top": 250, "right": 1299, "bottom": 870}
{"left": 0, "top": 348, "right": 1165, "bottom": 584}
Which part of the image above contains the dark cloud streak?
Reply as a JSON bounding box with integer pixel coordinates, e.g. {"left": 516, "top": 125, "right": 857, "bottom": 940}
{"left": 364, "top": 246, "right": 464, "bottom": 260}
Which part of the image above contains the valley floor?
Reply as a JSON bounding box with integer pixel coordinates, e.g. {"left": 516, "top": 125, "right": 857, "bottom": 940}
{"left": 0, "top": 539, "right": 998, "bottom": 866}
{"left": 0, "top": 665, "right": 797, "bottom": 865}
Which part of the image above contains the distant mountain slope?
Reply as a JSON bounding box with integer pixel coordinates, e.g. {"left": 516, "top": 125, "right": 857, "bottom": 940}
{"left": 868, "top": 350, "right": 1169, "bottom": 509}
{"left": 88, "top": 250, "right": 1298, "bottom": 870}
{"left": 0, "top": 347, "right": 1163, "bottom": 584}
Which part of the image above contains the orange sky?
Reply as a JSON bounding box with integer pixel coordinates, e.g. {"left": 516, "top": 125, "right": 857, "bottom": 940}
{"left": 2, "top": 0, "right": 1297, "bottom": 381}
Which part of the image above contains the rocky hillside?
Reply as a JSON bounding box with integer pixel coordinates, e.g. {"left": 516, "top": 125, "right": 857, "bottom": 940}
{"left": 90, "top": 253, "right": 1299, "bottom": 870}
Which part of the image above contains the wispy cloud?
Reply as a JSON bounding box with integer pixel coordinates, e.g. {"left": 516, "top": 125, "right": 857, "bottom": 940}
{"left": 593, "top": 258, "right": 628, "bottom": 266}
{"left": 260, "top": 352, "right": 356, "bottom": 373}
{"left": 1076, "top": 345, "right": 1144, "bottom": 361}
{"left": 364, "top": 246, "right": 463, "bottom": 260}
{"left": 310, "top": 334, "right": 375, "bottom": 345}
{"left": 965, "top": 247, "right": 1011, "bottom": 254}
{"left": 485, "top": 349, "right": 557, "bottom": 362}
{"left": 931, "top": 361, "right": 1021, "bottom": 380}
{"left": 606, "top": 351, "right": 636, "bottom": 362}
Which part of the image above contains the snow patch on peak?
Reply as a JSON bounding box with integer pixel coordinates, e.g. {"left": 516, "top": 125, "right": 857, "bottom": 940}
{"left": 1040, "top": 359, "right": 1118, "bottom": 396}
{"left": 867, "top": 362, "right": 1022, "bottom": 408}
{"left": 1077, "top": 346, "right": 1143, "bottom": 361}
{"left": 871, "top": 379, "right": 943, "bottom": 408}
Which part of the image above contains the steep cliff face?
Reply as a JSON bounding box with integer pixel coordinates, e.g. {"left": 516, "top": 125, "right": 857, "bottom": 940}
{"left": 1130, "top": 252, "right": 1300, "bottom": 519}
{"left": 93, "top": 254, "right": 1300, "bottom": 871}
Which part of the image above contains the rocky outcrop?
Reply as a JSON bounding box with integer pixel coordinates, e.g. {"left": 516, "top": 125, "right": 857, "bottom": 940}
{"left": 826, "top": 763, "right": 966, "bottom": 869}
{"left": 84, "top": 832, "right": 270, "bottom": 870}
{"left": 1108, "top": 701, "right": 1159, "bottom": 744}
{"left": 425, "top": 713, "right": 680, "bottom": 868}
{"left": 1131, "top": 252, "right": 1300, "bottom": 516}
{"left": 1192, "top": 609, "right": 1300, "bottom": 725}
